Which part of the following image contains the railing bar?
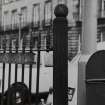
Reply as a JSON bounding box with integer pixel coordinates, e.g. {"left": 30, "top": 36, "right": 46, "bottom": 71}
{"left": 29, "top": 29, "right": 33, "bottom": 92}
{"left": 1, "top": 63, "right": 5, "bottom": 105}
{"left": 1, "top": 48, "right": 6, "bottom": 105}
{"left": 15, "top": 64, "right": 18, "bottom": 82}
{"left": 36, "top": 50, "right": 40, "bottom": 94}
{"left": 15, "top": 41, "right": 18, "bottom": 82}
{"left": 36, "top": 28, "right": 41, "bottom": 104}
{"left": 22, "top": 64, "right": 25, "bottom": 82}
{"left": 29, "top": 64, "right": 32, "bottom": 92}
{"left": 8, "top": 64, "right": 11, "bottom": 88}
{"left": 7, "top": 40, "right": 12, "bottom": 105}
{"left": 8, "top": 40, "right": 12, "bottom": 88}
{"left": 7, "top": 63, "right": 11, "bottom": 105}
{"left": 21, "top": 44, "right": 25, "bottom": 82}
{"left": 0, "top": 49, "right": 53, "bottom": 52}
{"left": 7, "top": 61, "right": 12, "bottom": 105}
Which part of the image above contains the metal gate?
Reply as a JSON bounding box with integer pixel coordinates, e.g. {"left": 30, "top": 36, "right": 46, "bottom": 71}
{"left": 0, "top": 25, "right": 53, "bottom": 105}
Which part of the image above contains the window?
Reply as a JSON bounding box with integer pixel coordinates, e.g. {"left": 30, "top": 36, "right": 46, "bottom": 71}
{"left": 11, "top": 10, "right": 18, "bottom": 29}
{"left": 58, "top": 0, "right": 67, "bottom": 4}
{"left": 4, "top": 0, "right": 9, "bottom": 4}
{"left": 104, "top": 1, "right": 105, "bottom": 16}
{"left": 41, "top": 35, "right": 46, "bottom": 50}
{"left": 21, "top": 7, "right": 27, "bottom": 27}
{"left": 44, "top": 0, "right": 52, "bottom": 25}
{"left": 0, "top": 37, "right": 2, "bottom": 49}
{"left": 23, "top": 36, "right": 30, "bottom": 49}
{"left": 3, "top": 0, "right": 14, "bottom": 4}
{"left": 32, "top": 37, "right": 38, "bottom": 49}
{"left": 12, "top": 39, "right": 17, "bottom": 49}
{"left": 3, "top": 11, "right": 9, "bottom": 30}
{"left": 33, "top": 4, "right": 40, "bottom": 27}
{"left": 44, "top": 52, "right": 53, "bottom": 67}
{"left": 1, "top": 38, "right": 6, "bottom": 49}
{"left": 5, "top": 37, "right": 10, "bottom": 49}
{"left": 73, "top": 0, "right": 79, "bottom": 21}
{"left": 97, "top": 0, "right": 102, "bottom": 17}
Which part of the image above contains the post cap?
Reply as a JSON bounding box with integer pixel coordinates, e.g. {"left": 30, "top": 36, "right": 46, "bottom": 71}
{"left": 54, "top": 4, "right": 68, "bottom": 17}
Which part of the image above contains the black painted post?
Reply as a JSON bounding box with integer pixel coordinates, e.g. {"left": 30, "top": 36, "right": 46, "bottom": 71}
{"left": 53, "top": 4, "right": 68, "bottom": 105}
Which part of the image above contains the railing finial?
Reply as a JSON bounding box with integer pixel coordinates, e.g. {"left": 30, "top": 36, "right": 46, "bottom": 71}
{"left": 54, "top": 4, "right": 68, "bottom": 17}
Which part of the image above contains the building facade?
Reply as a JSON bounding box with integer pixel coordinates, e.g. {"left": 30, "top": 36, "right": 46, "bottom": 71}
{"left": 0, "top": 0, "right": 105, "bottom": 60}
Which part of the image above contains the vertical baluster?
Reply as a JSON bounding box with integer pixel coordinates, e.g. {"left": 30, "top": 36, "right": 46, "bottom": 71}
{"left": 46, "top": 26, "right": 51, "bottom": 51}
{"left": 29, "top": 64, "right": 32, "bottom": 92}
{"left": 8, "top": 39, "right": 12, "bottom": 88}
{"left": 15, "top": 39, "right": 18, "bottom": 82}
{"left": 29, "top": 29, "right": 33, "bottom": 92}
{"left": 14, "top": 39, "right": 19, "bottom": 105}
{"left": 1, "top": 38, "right": 6, "bottom": 105}
{"left": 21, "top": 38, "right": 25, "bottom": 82}
{"left": 7, "top": 39, "right": 12, "bottom": 105}
{"left": 36, "top": 28, "right": 41, "bottom": 104}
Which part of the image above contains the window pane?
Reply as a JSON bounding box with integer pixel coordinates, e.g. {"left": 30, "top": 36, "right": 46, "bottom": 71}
{"left": 44, "top": 52, "right": 53, "bottom": 67}
{"left": 32, "top": 37, "right": 38, "bottom": 49}
{"left": 104, "top": 1, "right": 105, "bottom": 16}
{"left": 58, "top": 0, "right": 66, "bottom": 4}
{"left": 3, "top": 11, "right": 8, "bottom": 30}
{"left": 45, "top": 1, "right": 52, "bottom": 24}
{"left": 21, "top": 7, "right": 27, "bottom": 27}
{"left": 12, "top": 39, "right": 17, "bottom": 49}
{"left": 4, "top": 0, "right": 9, "bottom": 4}
{"left": 11, "top": 10, "right": 17, "bottom": 29}
{"left": 33, "top": 4, "right": 40, "bottom": 26}
{"left": 73, "top": 0, "right": 79, "bottom": 20}
{"left": 5, "top": 37, "right": 10, "bottom": 50}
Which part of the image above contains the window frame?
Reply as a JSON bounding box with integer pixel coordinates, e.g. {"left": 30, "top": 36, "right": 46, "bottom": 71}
{"left": 3, "top": 11, "right": 9, "bottom": 31}
{"left": 11, "top": 9, "right": 18, "bottom": 29}
{"left": 21, "top": 6, "right": 27, "bottom": 27}
{"left": 44, "top": 0, "right": 52, "bottom": 26}
{"left": 32, "top": 3, "right": 40, "bottom": 27}
{"left": 12, "top": 39, "right": 17, "bottom": 49}
{"left": 72, "top": 0, "right": 80, "bottom": 21}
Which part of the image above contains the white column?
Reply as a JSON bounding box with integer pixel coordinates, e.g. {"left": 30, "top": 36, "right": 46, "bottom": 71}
{"left": 77, "top": 0, "right": 98, "bottom": 105}
{"left": 82, "top": 0, "right": 97, "bottom": 54}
